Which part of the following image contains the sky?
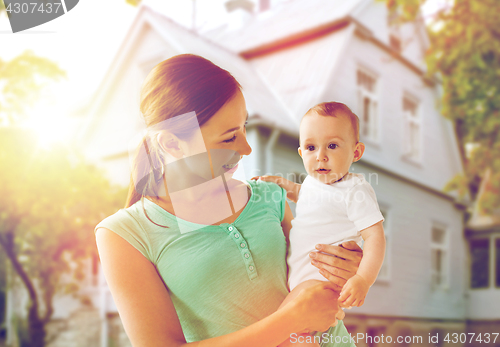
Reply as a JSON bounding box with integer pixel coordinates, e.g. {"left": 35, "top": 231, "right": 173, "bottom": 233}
{"left": 0, "top": 0, "right": 445, "bottom": 144}
{"left": 0, "top": 0, "right": 230, "bottom": 109}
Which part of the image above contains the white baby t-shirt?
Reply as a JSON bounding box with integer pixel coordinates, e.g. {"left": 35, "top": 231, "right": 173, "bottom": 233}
{"left": 287, "top": 172, "right": 384, "bottom": 291}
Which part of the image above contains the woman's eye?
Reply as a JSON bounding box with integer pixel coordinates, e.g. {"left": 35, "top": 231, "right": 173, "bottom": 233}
{"left": 223, "top": 135, "right": 237, "bottom": 143}
{"left": 328, "top": 143, "right": 338, "bottom": 149}
{"left": 306, "top": 145, "right": 315, "bottom": 151}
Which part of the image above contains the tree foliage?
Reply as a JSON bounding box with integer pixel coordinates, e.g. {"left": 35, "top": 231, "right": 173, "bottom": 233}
{"left": 0, "top": 50, "right": 125, "bottom": 345}
{"left": 0, "top": 129, "right": 127, "bottom": 346}
{"left": 386, "top": 0, "right": 500, "bottom": 215}
{"left": 0, "top": 50, "right": 66, "bottom": 125}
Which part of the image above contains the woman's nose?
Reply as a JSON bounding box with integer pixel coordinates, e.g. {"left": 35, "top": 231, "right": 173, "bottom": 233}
{"left": 238, "top": 135, "right": 252, "bottom": 156}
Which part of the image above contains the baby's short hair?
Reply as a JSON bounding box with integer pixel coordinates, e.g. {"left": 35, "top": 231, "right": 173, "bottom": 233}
{"left": 304, "top": 102, "right": 360, "bottom": 143}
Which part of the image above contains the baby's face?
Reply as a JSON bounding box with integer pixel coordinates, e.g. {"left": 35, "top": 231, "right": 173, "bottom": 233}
{"left": 298, "top": 112, "right": 363, "bottom": 184}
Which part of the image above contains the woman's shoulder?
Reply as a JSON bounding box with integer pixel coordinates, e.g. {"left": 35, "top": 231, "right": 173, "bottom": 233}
{"left": 95, "top": 203, "right": 142, "bottom": 233}
{"left": 94, "top": 202, "right": 158, "bottom": 262}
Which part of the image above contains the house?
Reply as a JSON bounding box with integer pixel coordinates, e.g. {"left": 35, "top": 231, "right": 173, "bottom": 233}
{"left": 45, "top": 0, "right": 495, "bottom": 346}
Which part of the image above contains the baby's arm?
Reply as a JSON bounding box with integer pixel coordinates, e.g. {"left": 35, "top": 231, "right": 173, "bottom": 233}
{"left": 338, "top": 221, "right": 385, "bottom": 307}
{"left": 251, "top": 176, "right": 301, "bottom": 203}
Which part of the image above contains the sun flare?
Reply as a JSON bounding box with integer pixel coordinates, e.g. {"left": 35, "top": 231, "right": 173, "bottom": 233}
{"left": 23, "top": 112, "right": 77, "bottom": 149}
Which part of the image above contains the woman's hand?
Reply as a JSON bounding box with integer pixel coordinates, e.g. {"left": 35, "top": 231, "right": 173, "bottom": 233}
{"left": 309, "top": 241, "right": 363, "bottom": 292}
{"left": 251, "top": 175, "right": 301, "bottom": 203}
{"left": 288, "top": 281, "right": 341, "bottom": 333}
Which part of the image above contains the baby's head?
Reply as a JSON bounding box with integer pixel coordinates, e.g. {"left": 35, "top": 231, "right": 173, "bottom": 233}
{"left": 298, "top": 102, "right": 365, "bottom": 184}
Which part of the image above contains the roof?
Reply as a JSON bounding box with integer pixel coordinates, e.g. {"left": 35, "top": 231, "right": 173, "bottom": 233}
{"left": 467, "top": 169, "right": 500, "bottom": 232}
{"left": 204, "top": 0, "right": 366, "bottom": 54}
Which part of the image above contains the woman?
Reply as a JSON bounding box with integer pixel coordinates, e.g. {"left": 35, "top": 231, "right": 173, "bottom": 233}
{"left": 95, "top": 54, "right": 362, "bottom": 347}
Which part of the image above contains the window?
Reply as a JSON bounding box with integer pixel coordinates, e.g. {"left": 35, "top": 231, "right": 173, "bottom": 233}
{"left": 377, "top": 206, "right": 390, "bottom": 281}
{"left": 430, "top": 224, "right": 448, "bottom": 289}
{"left": 357, "top": 69, "right": 378, "bottom": 142}
{"left": 389, "top": 34, "right": 402, "bottom": 52}
{"left": 402, "top": 95, "right": 421, "bottom": 161}
{"left": 259, "top": 0, "right": 271, "bottom": 11}
{"left": 496, "top": 239, "right": 500, "bottom": 287}
{"left": 470, "top": 239, "right": 489, "bottom": 288}
{"left": 387, "top": 10, "right": 402, "bottom": 52}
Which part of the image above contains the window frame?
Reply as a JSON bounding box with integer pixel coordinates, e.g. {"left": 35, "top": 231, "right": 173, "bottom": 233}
{"left": 387, "top": 8, "right": 403, "bottom": 53}
{"left": 496, "top": 237, "right": 500, "bottom": 288}
{"left": 430, "top": 222, "right": 449, "bottom": 290}
{"left": 469, "top": 237, "right": 491, "bottom": 290}
{"left": 376, "top": 203, "right": 391, "bottom": 283}
{"left": 356, "top": 66, "right": 380, "bottom": 144}
{"left": 401, "top": 93, "right": 422, "bottom": 163}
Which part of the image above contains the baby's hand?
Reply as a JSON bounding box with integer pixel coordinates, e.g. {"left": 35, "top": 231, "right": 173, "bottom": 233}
{"left": 338, "top": 274, "right": 369, "bottom": 308}
{"left": 250, "top": 175, "right": 301, "bottom": 202}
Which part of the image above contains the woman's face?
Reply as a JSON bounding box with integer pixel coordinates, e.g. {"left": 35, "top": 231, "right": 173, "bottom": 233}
{"left": 178, "top": 90, "right": 252, "bottom": 180}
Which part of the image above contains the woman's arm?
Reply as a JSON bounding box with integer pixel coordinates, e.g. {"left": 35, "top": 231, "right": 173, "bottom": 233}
{"left": 96, "top": 228, "right": 341, "bottom": 347}
{"left": 309, "top": 242, "right": 363, "bottom": 292}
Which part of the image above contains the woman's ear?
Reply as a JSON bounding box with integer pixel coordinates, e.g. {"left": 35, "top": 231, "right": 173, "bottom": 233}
{"left": 157, "top": 131, "right": 185, "bottom": 159}
{"left": 352, "top": 142, "right": 365, "bottom": 162}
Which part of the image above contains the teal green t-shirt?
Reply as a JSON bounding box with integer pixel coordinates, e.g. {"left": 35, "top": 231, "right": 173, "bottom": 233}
{"left": 95, "top": 179, "right": 355, "bottom": 346}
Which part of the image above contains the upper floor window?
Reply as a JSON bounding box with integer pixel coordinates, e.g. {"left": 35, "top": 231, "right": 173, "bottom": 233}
{"left": 402, "top": 95, "right": 421, "bottom": 161}
{"left": 357, "top": 68, "right": 379, "bottom": 142}
{"left": 431, "top": 223, "right": 448, "bottom": 289}
{"left": 470, "top": 239, "right": 490, "bottom": 288}
{"left": 389, "top": 34, "right": 402, "bottom": 52}
{"left": 259, "top": 0, "right": 271, "bottom": 11}
{"left": 387, "top": 9, "right": 402, "bottom": 53}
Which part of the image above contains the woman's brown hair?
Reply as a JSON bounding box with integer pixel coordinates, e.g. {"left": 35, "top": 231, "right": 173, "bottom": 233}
{"left": 125, "top": 54, "right": 242, "bottom": 208}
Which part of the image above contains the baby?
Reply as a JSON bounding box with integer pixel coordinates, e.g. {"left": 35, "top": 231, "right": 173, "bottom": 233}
{"left": 254, "top": 102, "right": 386, "bottom": 346}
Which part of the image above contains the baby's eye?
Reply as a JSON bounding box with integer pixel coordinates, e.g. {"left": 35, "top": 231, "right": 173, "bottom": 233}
{"left": 306, "top": 145, "right": 315, "bottom": 151}
{"left": 223, "top": 135, "right": 237, "bottom": 143}
{"left": 328, "top": 143, "right": 338, "bottom": 149}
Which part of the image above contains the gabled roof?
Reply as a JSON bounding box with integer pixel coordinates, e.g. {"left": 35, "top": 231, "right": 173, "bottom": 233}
{"left": 467, "top": 169, "right": 500, "bottom": 232}
{"left": 204, "top": 0, "right": 366, "bottom": 54}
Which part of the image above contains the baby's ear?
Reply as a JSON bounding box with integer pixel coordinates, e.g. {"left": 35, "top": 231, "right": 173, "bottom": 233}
{"left": 353, "top": 142, "right": 365, "bottom": 162}
{"left": 297, "top": 147, "right": 302, "bottom": 158}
